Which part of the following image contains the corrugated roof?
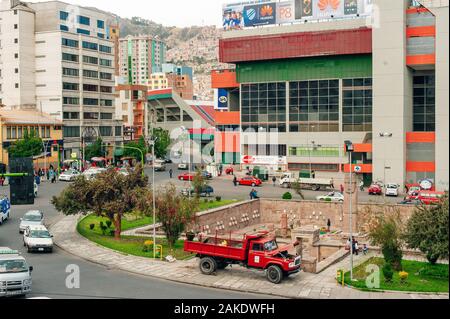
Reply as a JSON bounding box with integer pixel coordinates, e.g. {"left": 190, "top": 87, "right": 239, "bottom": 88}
{"left": 0, "top": 109, "right": 62, "bottom": 125}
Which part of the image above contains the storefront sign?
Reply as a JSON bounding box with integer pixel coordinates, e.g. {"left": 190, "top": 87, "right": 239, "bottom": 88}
{"left": 241, "top": 155, "right": 287, "bottom": 165}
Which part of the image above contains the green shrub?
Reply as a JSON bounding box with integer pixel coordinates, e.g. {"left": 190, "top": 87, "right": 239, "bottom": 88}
{"left": 99, "top": 221, "right": 108, "bottom": 235}
{"left": 106, "top": 220, "right": 112, "bottom": 228}
{"left": 89, "top": 224, "right": 95, "bottom": 230}
{"left": 382, "top": 263, "right": 394, "bottom": 283}
{"left": 419, "top": 265, "right": 449, "bottom": 279}
{"left": 216, "top": 196, "right": 222, "bottom": 202}
{"left": 109, "top": 229, "right": 115, "bottom": 237}
{"left": 282, "top": 192, "right": 292, "bottom": 200}
{"left": 382, "top": 242, "right": 403, "bottom": 271}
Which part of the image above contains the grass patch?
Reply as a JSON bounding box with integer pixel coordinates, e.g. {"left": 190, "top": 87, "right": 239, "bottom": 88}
{"left": 344, "top": 257, "right": 449, "bottom": 293}
{"left": 77, "top": 215, "right": 193, "bottom": 260}
{"left": 198, "top": 199, "right": 238, "bottom": 211}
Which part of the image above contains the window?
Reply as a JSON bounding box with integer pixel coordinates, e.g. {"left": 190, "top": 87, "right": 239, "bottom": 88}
{"left": 97, "top": 20, "right": 104, "bottom": 29}
{"left": 100, "top": 86, "right": 113, "bottom": 93}
{"left": 99, "top": 45, "right": 112, "bottom": 54}
{"left": 17, "top": 127, "right": 23, "bottom": 139}
{"left": 14, "top": 53, "right": 18, "bottom": 59}
{"left": 100, "top": 113, "right": 113, "bottom": 120}
{"left": 62, "top": 53, "right": 78, "bottom": 62}
{"left": 413, "top": 74, "right": 435, "bottom": 132}
{"left": 83, "top": 98, "right": 99, "bottom": 106}
{"left": 100, "top": 72, "right": 112, "bottom": 80}
{"left": 60, "top": 25, "right": 69, "bottom": 31}
{"left": 14, "top": 24, "right": 18, "bottom": 29}
{"left": 288, "top": 163, "right": 340, "bottom": 172}
{"left": 11, "top": 126, "right": 17, "bottom": 139}
{"left": 14, "top": 38, "right": 18, "bottom": 44}
{"left": 77, "top": 15, "right": 90, "bottom": 26}
{"left": 115, "top": 126, "right": 122, "bottom": 136}
{"left": 62, "top": 67, "right": 79, "bottom": 77}
{"left": 83, "top": 84, "right": 98, "bottom": 92}
{"left": 40, "top": 126, "right": 50, "bottom": 138}
{"left": 63, "top": 112, "right": 80, "bottom": 120}
{"left": 7, "top": 127, "right": 12, "bottom": 139}
{"left": 62, "top": 38, "right": 78, "bottom": 48}
{"left": 63, "top": 97, "right": 79, "bottom": 105}
{"left": 100, "top": 99, "right": 113, "bottom": 107}
{"left": 63, "top": 126, "right": 80, "bottom": 138}
{"left": 342, "top": 78, "right": 373, "bottom": 132}
{"left": 289, "top": 145, "right": 340, "bottom": 157}
{"left": 289, "top": 79, "right": 340, "bottom": 133}
{"left": 97, "top": 33, "right": 105, "bottom": 39}
{"left": 99, "top": 126, "right": 112, "bottom": 136}
{"left": 15, "top": 83, "right": 19, "bottom": 89}
{"left": 14, "top": 9, "right": 17, "bottom": 15}
{"left": 77, "top": 28, "right": 90, "bottom": 36}
{"left": 60, "top": 11, "right": 69, "bottom": 21}
{"left": 83, "top": 69, "right": 98, "bottom": 78}
{"left": 63, "top": 82, "right": 79, "bottom": 91}
{"left": 99, "top": 58, "right": 112, "bottom": 67}
{"left": 83, "top": 112, "right": 99, "bottom": 119}
{"left": 241, "top": 82, "right": 287, "bottom": 133}
{"left": 82, "top": 55, "right": 98, "bottom": 64}
{"left": 243, "top": 145, "right": 287, "bottom": 156}
{"left": 15, "top": 68, "right": 18, "bottom": 74}
{"left": 82, "top": 41, "right": 98, "bottom": 51}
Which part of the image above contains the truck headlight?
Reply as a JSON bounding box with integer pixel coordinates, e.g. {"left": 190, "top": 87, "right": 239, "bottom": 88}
{"left": 0, "top": 281, "right": 6, "bottom": 287}
{"left": 289, "top": 262, "right": 295, "bottom": 268}
{"left": 23, "top": 279, "right": 32, "bottom": 286}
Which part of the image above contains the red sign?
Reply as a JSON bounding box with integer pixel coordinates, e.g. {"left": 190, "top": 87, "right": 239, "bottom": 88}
{"left": 242, "top": 155, "right": 255, "bottom": 164}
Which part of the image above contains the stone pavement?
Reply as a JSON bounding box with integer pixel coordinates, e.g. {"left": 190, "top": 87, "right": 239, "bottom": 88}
{"left": 50, "top": 215, "right": 449, "bottom": 299}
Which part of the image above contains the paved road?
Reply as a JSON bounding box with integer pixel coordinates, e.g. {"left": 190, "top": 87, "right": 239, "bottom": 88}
{"left": 0, "top": 182, "right": 269, "bottom": 299}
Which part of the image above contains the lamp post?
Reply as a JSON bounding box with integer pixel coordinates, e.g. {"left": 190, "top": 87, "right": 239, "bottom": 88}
{"left": 379, "top": 133, "right": 393, "bottom": 202}
{"left": 148, "top": 137, "right": 158, "bottom": 259}
{"left": 181, "top": 126, "right": 191, "bottom": 198}
{"left": 344, "top": 140, "right": 355, "bottom": 281}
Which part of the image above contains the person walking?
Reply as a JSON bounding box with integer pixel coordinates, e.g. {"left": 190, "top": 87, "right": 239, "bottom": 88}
{"left": 272, "top": 176, "right": 277, "bottom": 187}
{"left": 327, "top": 219, "right": 331, "bottom": 232}
{"left": 311, "top": 170, "right": 316, "bottom": 179}
{"left": 49, "top": 168, "right": 55, "bottom": 184}
{"left": 330, "top": 178, "right": 335, "bottom": 190}
{"left": 169, "top": 168, "right": 173, "bottom": 179}
{"left": 340, "top": 184, "right": 344, "bottom": 194}
{"left": 355, "top": 241, "right": 359, "bottom": 256}
{"left": 233, "top": 175, "right": 238, "bottom": 187}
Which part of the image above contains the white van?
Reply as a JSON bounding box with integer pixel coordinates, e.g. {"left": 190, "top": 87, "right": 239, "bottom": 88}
{"left": 0, "top": 248, "right": 33, "bottom": 297}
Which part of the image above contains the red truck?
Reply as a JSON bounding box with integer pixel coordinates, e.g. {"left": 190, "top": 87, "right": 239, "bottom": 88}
{"left": 184, "top": 231, "right": 301, "bottom": 284}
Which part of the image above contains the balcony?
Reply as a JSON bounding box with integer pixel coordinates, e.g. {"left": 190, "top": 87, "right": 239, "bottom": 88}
{"left": 211, "top": 69, "right": 239, "bottom": 89}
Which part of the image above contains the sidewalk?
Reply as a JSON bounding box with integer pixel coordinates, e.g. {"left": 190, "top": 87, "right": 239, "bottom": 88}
{"left": 50, "top": 215, "right": 449, "bottom": 299}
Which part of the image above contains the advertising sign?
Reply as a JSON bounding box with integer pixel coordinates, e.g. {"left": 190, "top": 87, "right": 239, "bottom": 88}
{"left": 214, "top": 88, "right": 229, "bottom": 110}
{"left": 277, "top": 1, "right": 295, "bottom": 24}
{"left": 344, "top": 0, "right": 358, "bottom": 15}
{"left": 295, "top": 0, "right": 313, "bottom": 19}
{"left": 244, "top": 2, "right": 277, "bottom": 27}
{"left": 241, "top": 155, "right": 287, "bottom": 165}
{"left": 222, "top": 0, "right": 271, "bottom": 30}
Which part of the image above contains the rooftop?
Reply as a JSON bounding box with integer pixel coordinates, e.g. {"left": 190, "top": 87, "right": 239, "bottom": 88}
{"left": 0, "top": 109, "right": 62, "bottom": 125}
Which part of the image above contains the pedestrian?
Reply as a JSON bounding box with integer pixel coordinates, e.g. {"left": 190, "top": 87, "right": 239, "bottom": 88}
{"left": 311, "top": 170, "right": 316, "bottom": 179}
{"left": 363, "top": 244, "right": 369, "bottom": 255}
{"left": 272, "top": 176, "right": 277, "bottom": 187}
{"left": 233, "top": 175, "right": 238, "bottom": 187}
{"left": 249, "top": 189, "right": 255, "bottom": 200}
{"left": 169, "top": 168, "right": 173, "bottom": 179}
{"left": 219, "top": 164, "right": 223, "bottom": 176}
{"left": 327, "top": 219, "right": 331, "bottom": 232}
{"left": 355, "top": 241, "right": 359, "bottom": 255}
{"left": 49, "top": 168, "right": 55, "bottom": 183}
{"left": 330, "top": 178, "right": 335, "bottom": 190}
{"left": 340, "top": 184, "right": 344, "bottom": 193}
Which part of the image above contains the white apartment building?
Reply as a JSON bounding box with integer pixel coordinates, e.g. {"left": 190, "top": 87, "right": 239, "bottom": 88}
{"left": 119, "top": 35, "right": 166, "bottom": 85}
{"left": 146, "top": 72, "right": 168, "bottom": 90}
{"left": 0, "top": 0, "right": 123, "bottom": 159}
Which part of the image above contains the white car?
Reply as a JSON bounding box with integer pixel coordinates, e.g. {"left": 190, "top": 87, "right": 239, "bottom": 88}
{"left": 178, "top": 162, "right": 188, "bottom": 170}
{"left": 385, "top": 184, "right": 400, "bottom": 197}
{"left": 153, "top": 160, "right": 166, "bottom": 172}
{"left": 82, "top": 168, "right": 106, "bottom": 180}
{"left": 316, "top": 192, "right": 345, "bottom": 202}
{"left": 19, "top": 211, "right": 44, "bottom": 234}
{"left": 0, "top": 248, "right": 33, "bottom": 297}
{"left": 59, "top": 169, "right": 81, "bottom": 182}
{"left": 23, "top": 225, "right": 53, "bottom": 253}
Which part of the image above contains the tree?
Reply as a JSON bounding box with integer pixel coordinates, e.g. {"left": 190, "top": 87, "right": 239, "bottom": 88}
{"left": 123, "top": 136, "right": 147, "bottom": 162}
{"left": 368, "top": 212, "right": 404, "bottom": 271}
{"left": 138, "top": 184, "right": 198, "bottom": 249}
{"left": 291, "top": 181, "right": 305, "bottom": 200}
{"left": 83, "top": 138, "right": 105, "bottom": 161}
{"left": 192, "top": 169, "right": 208, "bottom": 199}
{"left": 8, "top": 129, "right": 43, "bottom": 158}
{"left": 404, "top": 196, "right": 449, "bottom": 264}
{"left": 52, "top": 165, "right": 148, "bottom": 240}
{"left": 152, "top": 128, "right": 171, "bottom": 159}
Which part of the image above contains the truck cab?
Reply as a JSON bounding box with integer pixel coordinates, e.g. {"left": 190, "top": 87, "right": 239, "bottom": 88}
{"left": 0, "top": 248, "right": 33, "bottom": 297}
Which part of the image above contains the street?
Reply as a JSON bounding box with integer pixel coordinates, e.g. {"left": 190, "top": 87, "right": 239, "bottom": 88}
{"left": 0, "top": 180, "right": 269, "bottom": 299}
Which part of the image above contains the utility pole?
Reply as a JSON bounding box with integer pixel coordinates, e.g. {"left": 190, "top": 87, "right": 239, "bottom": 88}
{"left": 345, "top": 140, "right": 355, "bottom": 281}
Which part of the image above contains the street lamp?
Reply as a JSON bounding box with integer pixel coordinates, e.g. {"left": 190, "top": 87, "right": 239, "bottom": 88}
{"left": 344, "top": 140, "right": 355, "bottom": 281}
{"left": 180, "top": 126, "right": 191, "bottom": 198}
{"left": 379, "top": 133, "right": 393, "bottom": 202}
{"left": 148, "top": 136, "right": 158, "bottom": 259}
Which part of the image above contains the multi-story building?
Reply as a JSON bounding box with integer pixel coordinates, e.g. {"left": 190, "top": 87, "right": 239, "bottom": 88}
{"left": 0, "top": 0, "right": 123, "bottom": 159}
{"left": 119, "top": 35, "right": 166, "bottom": 85}
{"left": 147, "top": 65, "right": 195, "bottom": 100}
{"left": 146, "top": 73, "right": 169, "bottom": 91}
{"left": 115, "top": 84, "right": 148, "bottom": 142}
{"left": 0, "top": 108, "right": 63, "bottom": 168}
{"left": 213, "top": 0, "right": 448, "bottom": 191}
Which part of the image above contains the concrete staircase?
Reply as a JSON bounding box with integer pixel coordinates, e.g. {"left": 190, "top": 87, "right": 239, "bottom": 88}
{"left": 316, "top": 248, "right": 350, "bottom": 274}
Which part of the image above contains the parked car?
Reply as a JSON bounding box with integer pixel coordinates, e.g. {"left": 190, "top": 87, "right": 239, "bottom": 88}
{"left": 181, "top": 186, "right": 214, "bottom": 197}
{"left": 238, "top": 176, "right": 262, "bottom": 187}
{"left": 153, "top": 160, "right": 166, "bottom": 172}
{"left": 399, "top": 199, "right": 423, "bottom": 205}
{"left": 0, "top": 248, "right": 33, "bottom": 297}
{"left": 0, "top": 197, "right": 11, "bottom": 226}
{"left": 178, "top": 163, "right": 188, "bottom": 170}
{"left": 368, "top": 184, "right": 383, "bottom": 195}
{"left": 201, "top": 171, "right": 213, "bottom": 179}
{"left": 316, "top": 192, "right": 344, "bottom": 202}
{"left": 59, "top": 169, "right": 81, "bottom": 182}
{"left": 19, "top": 211, "right": 44, "bottom": 234}
{"left": 178, "top": 173, "right": 194, "bottom": 181}
{"left": 406, "top": 186, "right": 422, "bottom": 200}
{"left": 82, "top": 168, "right": 106, "bottom": 180}
{"left": 163, "top": 157, "right": 173, "bottom": 164}
{"left": 418, "top": 191, "right": 445, "bottom": 205}
{"left": 23, "top": 225, "right": 53, "bottom": 253}
{"left": 385, "top": 184, "right": 399, "bottom": 197}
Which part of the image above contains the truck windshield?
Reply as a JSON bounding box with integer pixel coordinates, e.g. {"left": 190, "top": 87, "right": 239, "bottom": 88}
{"left": 0, "top": 260, "right": 28, "bottom": 273}
{"left": 264, "top": 240, "right": 278, "bottom": 252}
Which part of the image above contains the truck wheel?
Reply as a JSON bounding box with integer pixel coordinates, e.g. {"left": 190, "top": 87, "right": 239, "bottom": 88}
{"left": 312, "top": 185, "right": 320, "bottom": 191}
{"left": 266, "top": 265, "right": 283, "bottom": 284}
{"left": 199, "top": 257, "right": 217, "bottom": 275}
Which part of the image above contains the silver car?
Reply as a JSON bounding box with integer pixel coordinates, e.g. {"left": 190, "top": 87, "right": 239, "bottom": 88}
{"left": 19, "top": 211, "right": 44, "bottom": 234}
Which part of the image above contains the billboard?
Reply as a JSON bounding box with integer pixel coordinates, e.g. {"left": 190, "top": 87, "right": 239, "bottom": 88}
{"left": 276, "top": 1, "right": 295, "bottom": 24}
{"left": 222, "top": 0, "right": 271, "bottom": 30}
{"left": 294, "top": 0, "right": 366, "bottom": 20}
{"left": 214, "top": 89, "right": 229, "bottom": 110}
{"left": 244, "top": 2, "right": 277, "bottom": 27}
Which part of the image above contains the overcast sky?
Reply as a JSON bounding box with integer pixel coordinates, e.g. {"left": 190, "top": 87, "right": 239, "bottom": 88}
{"left": 32, "top": 0, "right": 225, "bottom": 27}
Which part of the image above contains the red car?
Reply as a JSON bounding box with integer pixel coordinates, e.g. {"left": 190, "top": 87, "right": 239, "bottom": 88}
{"left": 418, "top": 191, "right": 445, "bottom": 205}
{"left": 368, "top": 184, "right": 382, "bottom": 195}
{"left": 178, "top": 173, "right": 194, "bottom": 181}
{"left": 238, "top": 176, "right": 262, "bottom": 187}
{"left": 225, "top": 167, "right": 234, "bottom": 175}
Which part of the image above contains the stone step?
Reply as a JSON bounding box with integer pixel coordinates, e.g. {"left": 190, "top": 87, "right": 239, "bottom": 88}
{"left": 315, "top": 248, "right": 349, "bottom": 274}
